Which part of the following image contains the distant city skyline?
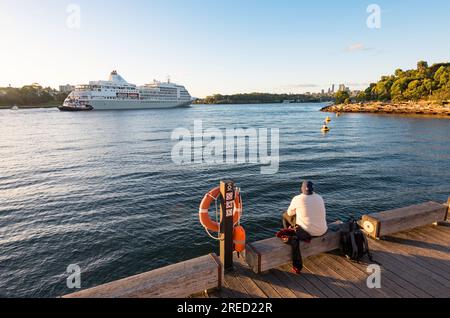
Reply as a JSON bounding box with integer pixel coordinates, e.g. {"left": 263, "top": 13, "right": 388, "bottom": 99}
{"left": 0, "top": 0, "right": 449, "bottom": 97}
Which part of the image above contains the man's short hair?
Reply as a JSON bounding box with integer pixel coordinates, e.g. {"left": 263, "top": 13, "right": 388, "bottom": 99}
{"left": 301, "top": 181, "right": 314, "bottom": 195}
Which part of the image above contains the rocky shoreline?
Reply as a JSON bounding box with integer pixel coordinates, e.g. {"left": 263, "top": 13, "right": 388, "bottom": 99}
{"left": 321, "top": 101, "right": 450, "bottom": 117}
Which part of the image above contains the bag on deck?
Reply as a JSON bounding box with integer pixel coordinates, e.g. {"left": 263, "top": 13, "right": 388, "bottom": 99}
{"left": 341, "top": 219, "right": 376, "bottom": 263}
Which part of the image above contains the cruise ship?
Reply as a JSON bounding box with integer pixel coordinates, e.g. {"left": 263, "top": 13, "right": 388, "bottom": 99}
{"left": 59, "top": 71, "right": 192, "bottom": 111}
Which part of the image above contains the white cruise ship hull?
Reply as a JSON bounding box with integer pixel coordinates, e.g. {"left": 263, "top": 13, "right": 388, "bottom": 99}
{"left": 88, "top": 100, "right": 191, "bottom": 110}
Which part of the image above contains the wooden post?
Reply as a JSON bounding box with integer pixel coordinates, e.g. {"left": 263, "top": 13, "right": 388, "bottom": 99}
{"left": 219, "top": 180, "right": 235, "bottom": 272}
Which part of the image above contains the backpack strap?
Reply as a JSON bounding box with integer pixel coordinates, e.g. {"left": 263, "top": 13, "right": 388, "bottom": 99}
{"left": 350, "top": 231, "right": 359, "bottom": 260}
{"left": 363, "top": 233, "right": 381, "bottom": 266}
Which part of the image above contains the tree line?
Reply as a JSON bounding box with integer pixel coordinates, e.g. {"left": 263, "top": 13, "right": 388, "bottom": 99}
{"left": 336, "top": 61, "right": 450, "bottom": 104}
{"left": 0, "top": 85, "right": 69, "bottom": 107}
{"left": 195, "top": 93, "right": 332, "bottom": 104}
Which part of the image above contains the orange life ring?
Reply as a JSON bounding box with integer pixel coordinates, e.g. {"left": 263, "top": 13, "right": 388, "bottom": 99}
{"left": 233, "top": 225, "right": 246, "bottom": 253}
{"left": 199, "top": 187, "right": 242, "bottom": 232}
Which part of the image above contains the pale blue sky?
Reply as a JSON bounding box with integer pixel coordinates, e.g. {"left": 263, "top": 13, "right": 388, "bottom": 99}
{"left": 0, "top": 0, "right": 449, "bottom": 97}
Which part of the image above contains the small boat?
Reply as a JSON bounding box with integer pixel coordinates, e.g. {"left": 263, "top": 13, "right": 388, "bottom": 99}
{"left": 57, "top": 105, "right": 94, "bottom": 112}
{"left": 11, "top": 105, "right": 19, "bottom": 110}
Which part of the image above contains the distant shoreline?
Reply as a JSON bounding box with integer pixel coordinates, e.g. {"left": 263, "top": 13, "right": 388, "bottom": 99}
{"left": 321, "top": 101, "right": 450, "bottom": 117}
{"left": 0, "top": 104, "right": 58, "bottom": 110}
{"left": 194, "top": 100, "right": 331, "bottom": 105}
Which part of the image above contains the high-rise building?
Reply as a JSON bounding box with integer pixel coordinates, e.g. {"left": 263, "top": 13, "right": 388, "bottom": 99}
{"left": 331, "top": 84, "right": 335, "bottom": 93}
{"left": 59, "top": 84, "right": 75, "bottom": 93}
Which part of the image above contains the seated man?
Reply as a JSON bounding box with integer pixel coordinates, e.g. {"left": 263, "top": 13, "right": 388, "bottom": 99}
{"left": 282, "top": 181, "right": 328, "bottom": 237}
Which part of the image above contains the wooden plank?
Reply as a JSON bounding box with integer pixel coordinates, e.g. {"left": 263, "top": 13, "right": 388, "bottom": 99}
{"left": 300, "top": 269, "right": 341, "bottom": 298}
{"left": 232, "top": 258, "right": 268, "bottom": 298}
{"left": 399, "top": 226, "right": 450, "bottom": 251}
{"left": 239, "top": 271, "right": 282, "bottom": 298}
{"left": 297, "top": 262, "right": 342, "bottom": 298}
{"left": 258, "top": 272, "right": 297, "bottom": 298}
{"left": 223, "top": 271, "right": 252, "bottom": 298}
{"left": 326, "top": 253, "right": 409, "bottom": 298}
{"left": 246, "top": 222, "right": 343, "bottom": 273}
{"left": 360, "top": 257, "right": 430, "bottom": 298}
{"left": 368, "top": 240, "right": 445, "bottom": 297}
{"left": 361, "top": 201, "right": 447, "bottom": 239}
{"left": 245, "top": 276, "right": 282, "bottom": 298}
{"left": 314, "top": 254, "right": 382, "bottom": 298}
{"left": 233, "top": 276, "right": 268, "bottom": 298}
{"left": 270, "top": 268, "right": 316, "bottom": 298}
{"left": 64, "top": 254, "right": 220, "bottom": 298}
{"left": 408, "top": 227, "right": 450, "bottom": 253}
{"left": 384, "top": 232, "right": 450, "bottom": 277}
{"left": 426, "top": 225, "right": 450, "bottom": 243}
{"left": 278, "top": 264, "right": 328, "bottom": 298}
{"left": 395, "top": 226, "right": 450, "bottom": 251}
{"left": 305, "top": 255, "right": 364, "bottom": 298}
{"left": 214, "top": 280, "right": 237, "bottom": 298}
{"left": 377, "top": 236, "right": 450, "bottom": 288}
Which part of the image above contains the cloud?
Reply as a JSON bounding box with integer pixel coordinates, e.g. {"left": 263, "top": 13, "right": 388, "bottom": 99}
{"left": 345, "top": 43, "right": 373, "bottom": 52}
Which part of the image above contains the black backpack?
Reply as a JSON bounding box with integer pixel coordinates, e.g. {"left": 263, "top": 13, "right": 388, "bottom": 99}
{"left": 341, "top": 219, "right": 375, "bottom": 263}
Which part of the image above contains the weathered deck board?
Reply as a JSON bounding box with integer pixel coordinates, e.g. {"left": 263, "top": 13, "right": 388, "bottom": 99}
{"left": 276, "top": 265, "right": 328, "bottom": 298}
{"left": 367, "top": 238, "right": 447, "bottom": 296}
{"left": 381, "top": 234, "right": 450, "bottom": 284}
{"left": 295, "top": 264, "right": 342, "bottom": 298}
{"left": 197, "top": 225, "right": 450, "bottom": 298}
{"left": 64, "top": 253, "right": 221, "bottom": 299}
{"left": 311, "top": 255, "right": 372, "bottom": 298}
{"left": 323, "top": 254, "right": 403, "bottom": 298}
{"left": 303, "top": 257, "right": 356, "bottom": 298}
{"left": 361, "top": 201, "right": 447, "bottom": 239}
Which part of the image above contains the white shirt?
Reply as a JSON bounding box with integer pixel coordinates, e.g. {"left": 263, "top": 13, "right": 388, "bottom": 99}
{"left": 287, "top": 193, "right": 328, "bottom": 236}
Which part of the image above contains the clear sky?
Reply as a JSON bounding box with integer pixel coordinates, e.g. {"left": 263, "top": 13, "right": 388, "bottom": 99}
{"left": 1, "top": 0, "right": 449, "bottom": 97}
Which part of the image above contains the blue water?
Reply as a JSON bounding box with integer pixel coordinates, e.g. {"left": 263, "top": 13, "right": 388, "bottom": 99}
{"left": 0, "top": 103, "right": 449, "bottom": 297}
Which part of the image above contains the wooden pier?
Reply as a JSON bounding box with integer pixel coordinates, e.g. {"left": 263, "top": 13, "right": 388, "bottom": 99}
{"left": 64, "top": 198, "right": 450, "bottom": 299}
{"left": 202, "top": 224, "right": 450, "bottom": 298}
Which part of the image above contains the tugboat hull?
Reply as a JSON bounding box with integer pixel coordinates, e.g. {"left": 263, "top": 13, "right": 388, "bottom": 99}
{"left": 58, "top": 105, "right": 94, "bottom": 112}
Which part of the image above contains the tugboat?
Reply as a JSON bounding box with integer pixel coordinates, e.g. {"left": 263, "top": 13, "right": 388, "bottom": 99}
{"left": 58, "top": 105, "right": 93, "bottom": 112}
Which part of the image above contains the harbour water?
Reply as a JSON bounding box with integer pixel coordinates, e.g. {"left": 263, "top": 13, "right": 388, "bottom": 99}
{"left": 0, "top": 103, "right": 449, "bottom": 297}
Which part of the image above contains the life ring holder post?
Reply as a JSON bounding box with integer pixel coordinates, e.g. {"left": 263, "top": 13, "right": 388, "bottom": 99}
{"left": 219, "top": 180, "right": 235, "bottom": 272}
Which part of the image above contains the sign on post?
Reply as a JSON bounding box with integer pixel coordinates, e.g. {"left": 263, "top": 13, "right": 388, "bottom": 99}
{"left": 220, "top": 180, "right": 235, "bottom": 271}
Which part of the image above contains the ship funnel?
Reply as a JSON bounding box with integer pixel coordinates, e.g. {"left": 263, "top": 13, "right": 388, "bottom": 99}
{"left": 109, "top": 70, "right": 128, "bottom": 83}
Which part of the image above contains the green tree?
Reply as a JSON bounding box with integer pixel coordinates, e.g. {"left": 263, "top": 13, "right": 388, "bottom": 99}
{"left": 357, "top": 61, "right": 450, "bottom": 103}
{"left": 356, "top": 91, "right": 366, "bottom": 102}
{"left": 417, "top": 61, "right": 429, "bottom": 72}
{"left": 335, "top": 90, "right": 350, "bottom": 104}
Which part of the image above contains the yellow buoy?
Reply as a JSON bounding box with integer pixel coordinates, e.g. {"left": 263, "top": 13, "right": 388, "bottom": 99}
{"left": 321, "top": 125, "right": 330, "bottom": 133}
{"left": 325, "top": 116, "right": 331, "bottom": 122}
